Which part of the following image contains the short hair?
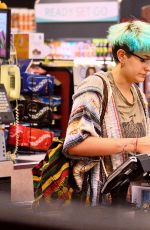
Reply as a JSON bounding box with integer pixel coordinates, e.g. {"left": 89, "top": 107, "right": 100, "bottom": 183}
{"left": 107, "top": 20, "right": 150, "bottom": 62}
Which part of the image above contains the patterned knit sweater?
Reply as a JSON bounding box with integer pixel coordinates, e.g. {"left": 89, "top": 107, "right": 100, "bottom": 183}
{"left": 63, "top": 71, "right": 150, "bottom": 206}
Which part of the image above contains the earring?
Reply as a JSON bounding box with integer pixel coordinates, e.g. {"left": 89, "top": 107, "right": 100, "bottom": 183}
{"left": 120, "top": 62, "right": 125, "bottom": 67}
{"left": 121, "top": 61, "right": 125, "bottom": 67}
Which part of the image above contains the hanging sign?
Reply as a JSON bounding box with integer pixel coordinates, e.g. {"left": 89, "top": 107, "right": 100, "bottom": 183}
{"left": 35, "top": 2, "right": 119, "bottom": 23}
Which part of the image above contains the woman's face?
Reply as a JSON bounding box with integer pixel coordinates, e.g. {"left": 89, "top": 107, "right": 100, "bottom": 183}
{"left": 88, "top": 68, "right": 96, "bottom": 75}
{"left": 122, "top": 51, "right": 150, "bottom": 83}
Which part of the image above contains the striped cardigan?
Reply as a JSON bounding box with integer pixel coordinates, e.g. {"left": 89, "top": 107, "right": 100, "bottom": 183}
{"left": 63, "top": 71, "right": 150, "bottom": 206}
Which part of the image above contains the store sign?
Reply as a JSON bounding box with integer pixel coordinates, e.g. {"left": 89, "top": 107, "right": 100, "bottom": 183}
{"left": 35, "top": 2, "right": 119, "bottom": 23}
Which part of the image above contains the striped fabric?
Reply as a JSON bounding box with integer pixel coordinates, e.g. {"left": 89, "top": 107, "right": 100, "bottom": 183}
{"left": 32, "top": 139, "right": 73, "bottom": 203}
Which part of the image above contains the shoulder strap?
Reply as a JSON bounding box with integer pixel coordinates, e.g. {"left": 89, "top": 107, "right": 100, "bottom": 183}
{"left": 94, "top": 73, "right": 108, "bottom": 126}
{"left": 134, "top": 83, "right": 146, "bottom": 117}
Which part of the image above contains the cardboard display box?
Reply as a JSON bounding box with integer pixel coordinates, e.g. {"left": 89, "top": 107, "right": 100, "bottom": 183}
{"left": 13, "top": 33, "right": 45, "bottom": 59}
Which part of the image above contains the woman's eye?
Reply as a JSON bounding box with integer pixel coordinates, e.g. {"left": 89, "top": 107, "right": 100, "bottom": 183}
{"left": 140, "top": 58, "right": 145, "bottom": 63}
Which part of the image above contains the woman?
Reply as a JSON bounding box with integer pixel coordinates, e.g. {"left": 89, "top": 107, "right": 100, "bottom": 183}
{"left": 63, "top": 20, "right": 150, "bottom": 206}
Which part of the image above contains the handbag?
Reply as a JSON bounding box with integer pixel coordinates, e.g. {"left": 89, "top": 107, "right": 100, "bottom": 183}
{"left": 32, "top": 139, "right": 74, "bottom": 209}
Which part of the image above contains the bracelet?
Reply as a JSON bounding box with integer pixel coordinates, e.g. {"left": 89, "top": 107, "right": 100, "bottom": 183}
{"left": 122, "top": 138, "right": 138, "bottom": 154}
{"left": 134, "top": 138, "right": 138, "bottom": 153}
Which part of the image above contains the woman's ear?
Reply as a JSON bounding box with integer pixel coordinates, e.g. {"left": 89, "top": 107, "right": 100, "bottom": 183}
{"left": 117, "top": 49, "right": 126, "bottom": 63}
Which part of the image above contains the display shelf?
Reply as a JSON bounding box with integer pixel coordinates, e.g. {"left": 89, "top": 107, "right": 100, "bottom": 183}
{"left": 5, "top": 59, "right": 74, "bottom": 160}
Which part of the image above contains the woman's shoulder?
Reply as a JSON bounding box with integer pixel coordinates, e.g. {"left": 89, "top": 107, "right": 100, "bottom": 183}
{"left": 75, "top": 71, "right": 109, "bottom": 94}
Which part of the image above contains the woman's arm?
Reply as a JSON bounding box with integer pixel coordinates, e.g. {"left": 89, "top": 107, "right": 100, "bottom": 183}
{"left": 68, "top": 136, "right": 150, "bottom": 157}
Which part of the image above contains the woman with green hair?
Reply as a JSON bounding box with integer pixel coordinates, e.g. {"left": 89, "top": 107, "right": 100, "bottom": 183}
{"left": 63, "top": 20, "right": 150, "bottom": 206}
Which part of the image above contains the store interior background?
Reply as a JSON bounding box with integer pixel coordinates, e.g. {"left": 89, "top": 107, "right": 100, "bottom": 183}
{"left": 4, "top": 0, "right": 150, "bottom": 38}
{"left": 18, "top": 0, "right": 150, "bottom": 123}
{"left": 1, "top": 0, "right": 150, "bottom": 222}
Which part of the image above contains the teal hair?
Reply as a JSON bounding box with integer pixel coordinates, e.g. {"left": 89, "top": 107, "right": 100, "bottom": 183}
{"left": 107, "top": 20, "right": 150, "bottom": 53}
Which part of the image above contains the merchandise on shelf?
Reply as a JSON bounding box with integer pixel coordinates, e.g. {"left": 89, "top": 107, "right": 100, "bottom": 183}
{"left": 21, "top": 72, "right": 54, "bottom": 95}
{"left": 7, "top": 124, "right": 54, "bottom": 151}
{"left": 45, "top": 38, "right": 113, "bottom": 60}
{"left": 6, "top": 60, "right": 64, "bottom": 154}
{"left": 11, "top": 8, "right": 36, "bottom": 33}
{"left": 13, "top": 32, "right": 50, "bottom": 59}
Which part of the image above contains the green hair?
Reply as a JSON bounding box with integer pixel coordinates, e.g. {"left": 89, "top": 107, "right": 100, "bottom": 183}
{"left": 107, "top": 20, "right": 150, "bottom": 53}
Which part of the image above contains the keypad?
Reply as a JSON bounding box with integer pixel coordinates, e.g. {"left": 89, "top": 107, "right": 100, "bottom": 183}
{"left": 0, "top": 92, "right": 10, "bottom": 112}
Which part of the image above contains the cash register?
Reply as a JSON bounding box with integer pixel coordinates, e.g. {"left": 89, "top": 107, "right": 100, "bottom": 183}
{"left": 101, "top": 153, "right": 150, "bottom": 205}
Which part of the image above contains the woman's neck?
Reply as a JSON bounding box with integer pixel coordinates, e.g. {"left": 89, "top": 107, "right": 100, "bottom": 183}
{"left": 110, "top": 66, "right": 134, "bottom": 104}
{"left": 111, "top": 66, "right": 132, "bottom": 92}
